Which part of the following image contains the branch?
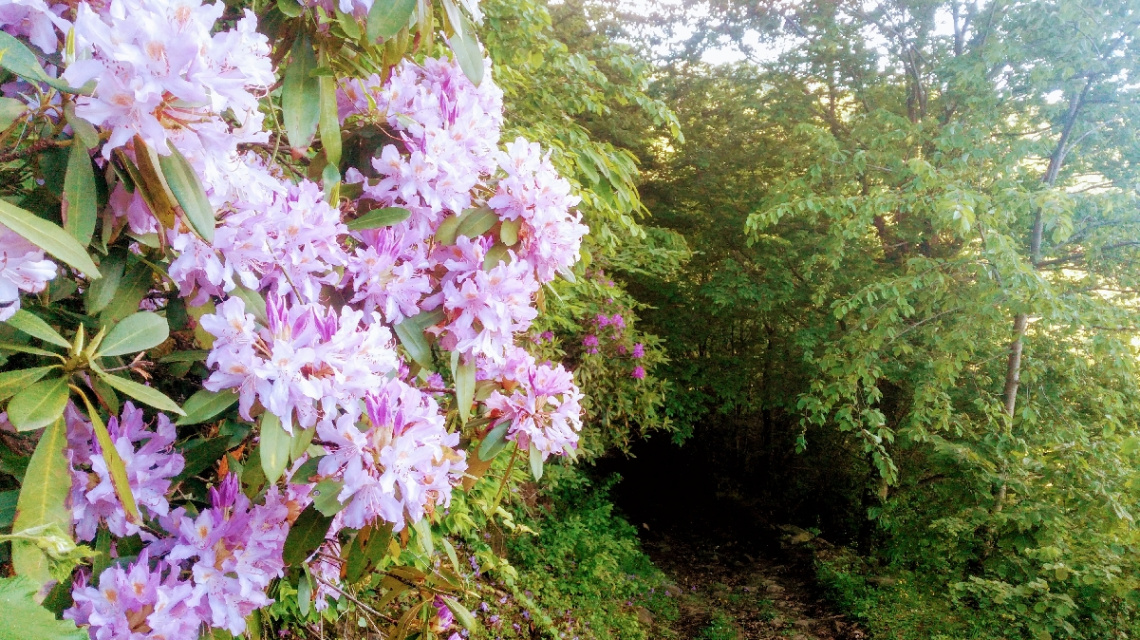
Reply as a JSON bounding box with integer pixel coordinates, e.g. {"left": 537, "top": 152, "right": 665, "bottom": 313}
{"left": 0, "top": 136, "right": 72, "bottom": 164}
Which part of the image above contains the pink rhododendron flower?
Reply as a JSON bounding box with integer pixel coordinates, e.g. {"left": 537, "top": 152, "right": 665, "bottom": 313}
{"left": 66, "top": 552, "right": 202, "bottom": 640}
{"left": 63, "top": 0, "right": 272, "bottom": 158}
{"left": 161, "top": 475, "right": 290, "bottom": 636}
{"left": 0, "top": 222, "right": 56, "bottom": 321}
{"left": 484, "top": 349, "right": 584, "bottom": 459}
{"left": 201, "top": 295, "right": 399, "bottom": 433}
{"left": 66, "top": 402, "right": 184, "bottom": 541}
{"left": 316, "top": 378, "right": 466, "bottom": 531}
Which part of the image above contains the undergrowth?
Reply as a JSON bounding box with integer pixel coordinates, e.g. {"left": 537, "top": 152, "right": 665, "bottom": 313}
{"left": 457, "top": 463, "right": 679, "bottom": 639}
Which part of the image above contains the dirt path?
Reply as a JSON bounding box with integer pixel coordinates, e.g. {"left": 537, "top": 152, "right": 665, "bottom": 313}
{"left": 595, "top": 442, "right": 865, "bottom": 640}
{"left": 638, "top": 523, "right": 865, "bottom": 640}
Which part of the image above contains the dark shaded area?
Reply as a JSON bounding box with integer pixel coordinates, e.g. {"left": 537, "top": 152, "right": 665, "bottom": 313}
{"left": 593, "top": 423, "right": 872, "bottom": 548}
{"left": 592, "top": 434, "right": 868, "bottom": 639}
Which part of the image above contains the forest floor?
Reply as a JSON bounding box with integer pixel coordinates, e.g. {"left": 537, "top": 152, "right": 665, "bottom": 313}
{"left": 636, "top": 519, "right": 865, "bottom": 640}
{"left": 596, "top": 441, "right": 865, "bottom": 640}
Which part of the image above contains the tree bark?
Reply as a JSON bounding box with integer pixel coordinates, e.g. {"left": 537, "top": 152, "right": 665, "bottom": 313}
{"left": 1000, "top": 77, "right": 1093, "bottom": 424}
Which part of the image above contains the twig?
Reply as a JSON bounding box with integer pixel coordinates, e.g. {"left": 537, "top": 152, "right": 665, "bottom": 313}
{"left": 0, "top": 136, "right": 72, "bottom": 164}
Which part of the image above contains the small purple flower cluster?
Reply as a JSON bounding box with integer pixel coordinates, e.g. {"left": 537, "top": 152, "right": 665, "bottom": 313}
{"left": 577, "top": 276, "right": 647, "bottom": 380}
{"left": 66, "top": 403, "right": 184, "bottom": 542}
{"left": 64, "top": 407, "right": 289, "bottom": 639}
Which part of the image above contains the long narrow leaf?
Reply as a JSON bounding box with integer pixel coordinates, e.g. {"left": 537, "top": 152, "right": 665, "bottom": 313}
{"left": 158, "top": 142, "right": 215, "bottom": 243}
{"left": 7, "top": 376, "right": 69, "bottom": 432}
{"left": 282, "top": 34, "right": 319, "bottom": 151}
{"left": 0, "top": 200, "right": 99, "bottom": 277}
{"left": 5, "top": 310, "right": 69, "bottom": 349}
{"left": 62, "top": 141, "right": 97, "bottom": 246}
{"left": 10, "top": 416, "right": 71, "bottom": 588}
{"left": 75, "top": 391, "right": 140, "bottom": 524}
{"left": 96, "top": 373, "right": 185, "bottom": 415}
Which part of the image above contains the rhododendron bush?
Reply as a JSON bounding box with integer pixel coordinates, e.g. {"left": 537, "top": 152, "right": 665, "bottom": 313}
{"left": 0, "top": 0, "right": 604, "bottom": 637}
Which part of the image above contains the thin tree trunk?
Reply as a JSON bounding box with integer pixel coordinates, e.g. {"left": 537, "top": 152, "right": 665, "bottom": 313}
{"left": 994, "top": 78, "right": 1094, "bottom": 515}
{"left": 1000, "top": 78, "right": 1093, "bottom": 424}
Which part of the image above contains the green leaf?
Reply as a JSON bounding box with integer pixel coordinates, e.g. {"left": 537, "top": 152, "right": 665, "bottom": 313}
{"left": 440, "top": 536, "right": 460, "bottom": 572}
{"left": 282, "top": 34, "right": 320, "bottom": 152}
{"left": 231, "top": 284, "right": 268, "bottom": 326}
{"left": 62, "top": 141, "right": 97, "bottom": 246}
{"left": 448, "top": 15, "right": 484, "bottom": 86}
{"left": 456, "top": 207, "right": 497, "bottom": 238}
{"left": 0, "top": 31, "right": 75, "bottom": 93}
{"left": 7, "top": 377, "right": 68, "bottom": 432}
{"left": 347, "top": 206, "right": 411, "bottom": 231}
{"left": 394, "top": 317, "right": 432, "bottom": 369}
{"left": 0, "top": 200, "right": 99, "bottom": 278}
{"left": 0, "top": 367, "right": 55, "bottom": 402}
{"left": 98, "top": 258, "right": 151, "bottom": 325}
{"left": 0, "top": 576, "right": 86, "bottom": 640}
{"left": 296, "top": 569, "right": 312, "bottom": 617}
{"left": 477, "top": 421, "right": 510, "bottom": 461}
{"left": 5, "top": 310, "right": 68, "bottom": 349}
{"left": 434, "top": 214, "right": 462, "bottom": 245}
{"left": 158, "top": 142, "right": 215, "bottom": 243}
{"left": 172, "top": 437, "right": 231, "bottom": 483}
{"left": 412, "top": 516, "right": 434, "bottom": 559}
{"left": 483, "top": 243, "right": 512, "bottom": 271}
{"left": 318, "top": 72, "right": 342, "bottom": 168}
{"left": 283, "top": 505, "right": 333, "bottom": 565}
{"left": 499, "top": 218, "right": 520, "bottom": 246}
{"left": 366, "top": 0, "right": 416, "bottom": 41}
{"left": 63, "top": 103, "right": 98, "bottom": 150}
{"left": 96, "top": 373, "right": 185, "bottom": 415}
{"left": 0, "top": 342, "right": 64, "bottom": 358}
{"left": 291, "top": 456, "right": 322, "bottom": 483}
{"left": 259, "top": 412, "right": 290, "bottom": 484}
{"left": 528, "top": 442, "right": 543, "bottom": 481}
{"left": 290, "top": 426, "right": 315, "bottom": 461}
{"left": 10, "top": 417, "right": 70, "bottom": 588}
{"left": 118, "top": 142, "right": 176, "bottom": 230}
{"left": 312, "top": 478, "right": 346, "bottom": 516}
{"left": 441, "top": 595, "right": 479, "bottom": 635}
{"left": 452, "top": 352, "right": 475, "bottom": 424}
{"left": 158, "top": 349, "right": 209, "bottom": 363}
{"left": 84, "top": 251, "right": 125, "bottom": 315}
{"left": 76, "top": 392, "right": 141, "bottom": 525}
{"left": 97, "top": 311, "right": 168, "bottom": 358}
{"left": 0, "top": 97, "right": 26, "bottom": 131}
{"left": 277, "top": 0, "right": 304, "bottom": 17}
{"left": 0, "top": 490, "right": 15, "bottom": 529}
{"left": 175, "top": 389, "right": 238, "bottom": 426}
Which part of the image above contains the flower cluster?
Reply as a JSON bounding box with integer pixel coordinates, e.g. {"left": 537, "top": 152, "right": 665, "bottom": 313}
{"left": 67, "top": 552, "right": 201, "bottom": 640}
{"left": 318, "top": 378, "right": 466, "bottom": 530}
{"left": 169, "top": 179, "right": 347, "bottom": 305}
{"left": 3, "top": 0, "right": 592, "bottom": 633}
{"left": 0, "top": 223, "right": 57, "bottom": 321}
{"left": 201, "top": 295, "right": 398, "bottom": 433}
{"left": 161, "top": 475, "right": 290, "bottom": 634}
{"left": 64, "top": 0, "right": 273, "bottom": 158}
{"left": 482, "top": 347, "right": 583, "bottom": 459}
{"left": 577, "top": 278, "right": 647, "bottom": 379}
{"left": 66, "top": 475, "right": 290, "bottom": 639}
{"left": 489, "top": 138, "right": 588, "bottom": 283}
{"left": 65, "top": 403, "right": 184, "bottom": 541}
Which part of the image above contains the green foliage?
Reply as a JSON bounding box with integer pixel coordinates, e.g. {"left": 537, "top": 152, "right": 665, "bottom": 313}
{"left": 501, "top": 465, "right": 671, "bottom": 640}
{"left": 696, "top": 611, "right": 738, "bottom": 640}
{"left": 0, "top": 576, "right": 86, "bottom": 640}
{"left": 631, "top": 0, "right": 1140, "bottom": 637}
{"left": 482, "top": 0, "right": 687, "bottom": 454}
